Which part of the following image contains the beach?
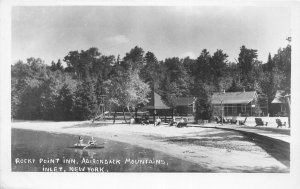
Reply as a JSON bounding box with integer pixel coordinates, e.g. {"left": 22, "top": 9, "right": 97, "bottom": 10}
{"left": 11, "top": 121, "right": 289, "bottom": 172}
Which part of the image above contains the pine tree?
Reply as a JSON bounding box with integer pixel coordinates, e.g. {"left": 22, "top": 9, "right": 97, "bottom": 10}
{"left": 56, "top": 59, "right": 64, "bottom": 71}
{"left": 73, "top": 80, "right": 97, "bottom": 120}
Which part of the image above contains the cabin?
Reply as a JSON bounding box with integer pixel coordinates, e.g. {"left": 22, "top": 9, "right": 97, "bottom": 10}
{"left": 143, "top": 92, "right": 173, "bottom": 123}
{"left": 211, "top": 90, "right": 260, "bottom": 117}
{"left": 271, "top": 90, "right": 289, "bottom": 116}
{"left": 174, "top": 97, "right": 196, "bottom": 116}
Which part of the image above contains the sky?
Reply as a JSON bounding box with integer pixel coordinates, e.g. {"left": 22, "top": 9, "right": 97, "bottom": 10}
{"left": 12, "top": 6, "right": 291, "bottom": 65}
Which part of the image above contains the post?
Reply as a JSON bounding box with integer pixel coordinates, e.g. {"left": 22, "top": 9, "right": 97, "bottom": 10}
{"left": 266, "top": 96, "right": 268, "bottom": 117}
{"left": 285, "top": 95, "right": 291, "bottom": 128}
{"left": 221, "top": 100, "right": 223, "bottom": 126}
{"left": 153, "top": 109, "right": 156, "bottom": 126}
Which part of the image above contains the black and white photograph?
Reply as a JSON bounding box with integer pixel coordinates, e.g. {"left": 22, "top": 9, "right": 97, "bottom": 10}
{"left": 1, "top": 1, "right": 300, "bottom": 189}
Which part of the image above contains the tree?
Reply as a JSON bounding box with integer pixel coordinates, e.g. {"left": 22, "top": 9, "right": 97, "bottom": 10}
{"left": 194, "top": 83, "right": 213, "bottom": 121}
{"left": 227, "top": 78, "right": 244, "bottom": 92}
{"left": 122, "top": 46, "right": 145, "bottom": 71}
{"left": 194, "top": 49, "right": 212, "bottom": 83}
{"left": 159, "top": 57, "right": 190, "bottom": 107}
{"left": 11, "top": 43, "right": 291, "bottom": 122}
{"left": 50, "top": 61, "right": 56, "bottom": 71}
{"left": 55, "top": 77, "right": 78, "bottom": 121}
{"left": 210, "top": 49, "right": 228, "bottom": 78}
{"left": 11, "top": 58, "right": 48, "bottom": 120}
{"left": 210, "top": 49, "right": 229, "bottom": 90}
{"left": 105, "top": 67, "right": 150, "bottom": 122}
{"left": 140, "top": 51, "right": 160, "bottom": 87}
{"left": 39, "top": 71, "right": 76, "bottom": 120}
{"left": 259, "top": 72, "right": 277, "bottom": 115}
{"left": 73, "top": 79, "right": 98, "bottom": 120}
{"left": 50, "top": 59, "right": 64, "bottom": 72}
{"left": 63, "top": 50, "right": 81, "bottom": 77}
{"left": 15, "top": 77, "right": 45, "bottom": 120}
{"left": 11, "top": 61, "right": 31, "bottom": 119}
{"left": 272, "top": 44, "right": 291, "bottom": 126}
{"left": 40, "top": 73, "right": 62, "bottom": 120}
{"left": 56, "top": 59, "right": 64, "bottom": 71}
{"left": 182, "top": 56, "right": 196, "bottom": 76}
{"left": 272, "top": 45, "right": 291, "bottom": 93}
{"left": 64, "top": 48, "right": 101, "bottom": 80}
{"left": 238, "top": 46, "right": 258, "bottom": 74}
{"left": 263, "top": 53, "right": 274, "bottom": 72}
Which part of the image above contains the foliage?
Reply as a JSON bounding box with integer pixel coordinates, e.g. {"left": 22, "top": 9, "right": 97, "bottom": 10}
{"left": 238, "top": 45, "right": 258, "bottom": 74}
{"left": 194, "top": 83, "right": 213, "bottom": 121}
{"left": 11, "top": 43, "right": 291, "bottom": 121}
{"left": 121, "top": 46, "right": 145, "bottom": 71}
{"left": 105, "top": 67, "right": 150, "bottom": 117}
{"left": 73, "top": 79, "right": 98, "bottom": 120}
{"left": 159, "top": 57, "right": 190, "bottom": 107}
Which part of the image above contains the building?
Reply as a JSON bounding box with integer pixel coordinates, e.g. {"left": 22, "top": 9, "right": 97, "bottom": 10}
{"left": 174, "top": 97, "right": 196, "bottom": 116}
{"left": 212, "top": 90, "right": 260, "bottom": 117}
{"left": 143, "top": 92, "right": 173, "bottom": 122}
{"left": 271, "top": 90, "right": 289, "bottom": 116}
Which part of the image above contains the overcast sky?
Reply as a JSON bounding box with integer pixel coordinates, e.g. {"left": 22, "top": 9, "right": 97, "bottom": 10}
{"left": 12, "top": 6, "right": 291, "bottom": 65}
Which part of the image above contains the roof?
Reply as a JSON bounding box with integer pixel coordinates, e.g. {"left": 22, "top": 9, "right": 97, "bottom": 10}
{"left": 175, "top": 97, "right": 196, "bottom": 106}
{"left": 144, "top": 92, "right": 171, "bottom": 109}
{"left": 272, "top": 90, "right": 288, "bottom": 104}
{"left": 212, "top": 91, "right": 257, "bottom": 105}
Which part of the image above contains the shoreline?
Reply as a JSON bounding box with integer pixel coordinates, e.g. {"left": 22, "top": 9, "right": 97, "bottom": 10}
{"left": 11, "top": 121, "right": 289, "bottom": 172}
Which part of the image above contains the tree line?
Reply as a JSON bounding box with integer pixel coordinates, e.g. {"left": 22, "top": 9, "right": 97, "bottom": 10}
{"left": 11, "top": 44, "right": 291, "bottom": 121}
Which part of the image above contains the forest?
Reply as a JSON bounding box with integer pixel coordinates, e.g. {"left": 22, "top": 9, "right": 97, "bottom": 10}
{"left": 11, "top": 44, "right": 291, "bottom": 121}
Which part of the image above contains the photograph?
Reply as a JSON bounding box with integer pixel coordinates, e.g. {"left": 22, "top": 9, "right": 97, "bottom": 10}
{"left": 1, "top": 2, "right": 300, "bottom": 189}
{"left": 10, "top": 5, "right": 292, "bottom": 173}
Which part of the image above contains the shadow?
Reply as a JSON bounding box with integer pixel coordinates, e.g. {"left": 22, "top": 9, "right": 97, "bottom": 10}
{"left": 62, "top": 122, "right": 114, "bottom": 129}
{"left": 166, "top": 136, "right": 246, "bottom": 143}
{"left": 163, "top": 134, "right": 256, "bottom": 152}
{"left": 68, "top": 146, "right": 105, "bottom": 149}
{"left": 211, "top": 127, "right": 290, "bottom": 167}
{"left": 236, "top": 131, "right": 290, "bottom": 168}
{"left": 239, "top": 126, "right": 290, "bottom": 135}
{"left": 155, "top": 128, "right": 290, "bottom": 168}
{"left": 164, "top": 130, "right": 247, "bottom": 143}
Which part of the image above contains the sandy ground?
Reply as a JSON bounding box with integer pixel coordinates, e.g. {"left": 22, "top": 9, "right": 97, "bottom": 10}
{"left": 11, "top": 121, "right": 289, "bottom": 172}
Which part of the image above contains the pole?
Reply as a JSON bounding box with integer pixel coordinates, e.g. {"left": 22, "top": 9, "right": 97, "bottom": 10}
{"left": 251, "top": 102, "right": 252, "bottom": 117}
{"left": 221, "top": 100, "right": 223, "bottom": 126}
{"left": 153, "top": 109, "right": 156, "bottom": 126}
{"left": 285, "top": 95, "right": 291, "bottom": 128}
{"left": 266, "top": 96, "right": 268, "bottom": 117}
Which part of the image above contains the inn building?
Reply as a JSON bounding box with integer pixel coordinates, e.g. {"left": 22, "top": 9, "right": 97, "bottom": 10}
{"left": 211, "top": 90, "right": 266, "bottom": 117}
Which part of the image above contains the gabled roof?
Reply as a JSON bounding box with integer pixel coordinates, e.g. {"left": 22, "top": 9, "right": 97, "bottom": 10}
{"left": 144, "top": 92, "right": 171, "bottom": 109}
{"left": 175, "top": 97, "right": 196, "bottom": 106}
{"left": 212, "top": 91, "right": 257, "bottom": 105}
{"left": 272, "top": 90, "right": 288, "bottom": 104}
